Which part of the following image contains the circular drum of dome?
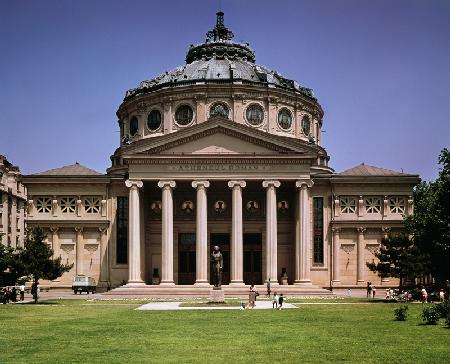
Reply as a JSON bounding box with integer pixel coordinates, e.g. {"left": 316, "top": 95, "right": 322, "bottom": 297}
{"left": 277, "top": 108, "right": 292, "bottom": 130}
{"left": 175, "top": 105, "right": 194, "bottom": 126}
{"left": 245, "top": 104, "right": 264, "bottom": 126}
{"left": 302, "top": 115, "right": 311, "bottom": 135}
{"left": 147, "top": 110, "right": 162, "bottom": 131}
{"left": 129, "top": 116, "right": 139, "bottom": 136}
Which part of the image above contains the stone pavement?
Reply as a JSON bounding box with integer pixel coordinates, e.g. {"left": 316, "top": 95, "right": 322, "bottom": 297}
{"left": 136, "top": 300, "right": 297, "bottom": 311}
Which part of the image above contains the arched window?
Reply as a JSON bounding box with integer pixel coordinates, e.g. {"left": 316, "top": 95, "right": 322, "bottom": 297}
{"left": 301, "top": 115, "right": 311, "bottom": 135}
{"left": 277, "top": 109, "right": 292, "bottom": 130}
{"left": 175, "top": 105, "right": 193, "bottom": 125}
{"left": 147, "top": 110, "right": 162, "bottom": 131}
{"left": 129, "top": 116, "right": 139, "bottom": 136}
{"left": 245, "top": 104, "right": 264, "bottom": 126}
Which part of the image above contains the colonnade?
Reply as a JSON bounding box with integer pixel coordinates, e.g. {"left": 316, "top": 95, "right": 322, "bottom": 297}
{"left": 125, "top": 179, "right": 314, "bottom": 286}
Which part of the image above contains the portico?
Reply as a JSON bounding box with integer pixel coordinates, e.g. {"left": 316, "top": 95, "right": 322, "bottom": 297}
{"left": 125, "top": 176, "right": 315, "bottom": 288}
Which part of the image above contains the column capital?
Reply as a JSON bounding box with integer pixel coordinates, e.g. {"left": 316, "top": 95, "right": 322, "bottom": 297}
{"left": 357, "top": 227, "right": 366, "bottom": 234}
{"left": 262, "top": 180, "right": 280, "bottom": 189}
{"left": 74, "top": 226, "right": 83, "bottom": 233}
{"left": 49, "top": 227, "right": 59, "bottom": 233}
{"left": 295, "top": 179, "right": 314, "bottom": 189}
{"left": 228, "top": 180, "right": 246, "bottom": 189}
{"left": 98, "top": 226, "right": 108, "bottom": 234}
{"left": 125, "top": 179, "right": 143, "bottom": 189}
{"left": 158, "top": 180, "right": 176, "bottom": 189}
{"left": 332, "top": 227, "right": 341, "bottom": 235}
{"left": 192, "top": 180, "right": 210, "bottom": 189}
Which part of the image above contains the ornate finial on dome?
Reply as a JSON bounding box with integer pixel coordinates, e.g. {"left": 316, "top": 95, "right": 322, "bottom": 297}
{"left": 206, "top": 11, "right": 234, "bottom": 42}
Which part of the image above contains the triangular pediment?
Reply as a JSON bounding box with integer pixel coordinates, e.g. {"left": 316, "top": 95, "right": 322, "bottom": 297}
{"left": 122, "top": 118, "right": 316, "bottom": 156}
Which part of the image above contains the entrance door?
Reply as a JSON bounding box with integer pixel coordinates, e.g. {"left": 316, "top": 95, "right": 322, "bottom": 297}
{"left": 178, "top": 233, "right": 196, "bottom": 285}
{"left": 243, "top": 233, "right": 262, "bottom": 285}
{"left": 210, "top": 233, "right": 230, "bottom": 285}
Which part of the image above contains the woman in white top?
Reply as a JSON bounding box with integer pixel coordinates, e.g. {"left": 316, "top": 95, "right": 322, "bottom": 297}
{"left": 272, "top": 292, "right": 279, "bottom": 309}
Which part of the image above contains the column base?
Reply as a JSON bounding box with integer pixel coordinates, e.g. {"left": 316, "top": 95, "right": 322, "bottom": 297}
{"left": 194, "top": 281, "right": 211, "bottom": 287}
{"left": 331, "top": 280, "right": 341, "bottom": 284}
{"left": 125, "top": 281, "right": 145, "bottom": 287}
{"left": 229, "top": 281, "right": 245, "bottom": 286}
{"left": 159, "top": 281, "right": 175, "bottom": 286}
{"left": 357, "top": 280, "right": 365, "bottom": 284}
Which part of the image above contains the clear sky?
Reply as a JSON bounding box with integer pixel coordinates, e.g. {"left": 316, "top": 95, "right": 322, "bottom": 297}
{"left": 1, "top": 0, "right": 449, "bottom": 181}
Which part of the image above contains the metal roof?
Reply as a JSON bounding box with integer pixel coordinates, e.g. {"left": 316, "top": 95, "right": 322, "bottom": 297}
{"left": 32, "top": 162, "right": 102, "bottom": 176}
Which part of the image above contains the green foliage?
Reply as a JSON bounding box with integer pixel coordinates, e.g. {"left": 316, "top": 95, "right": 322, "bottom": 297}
{"left": 445, "top": 314, "right": 450, "bottom": 328}
{"left": 393, "top": 305, "right": 408, "bottom": 321}
{"left": 405, "top": 148, "right": 450, "bottom": 284}
{"left": 0, "top": 243, "right": 14, "bottom": 273}
{"left": 421, "top": 304, "right": 440, "bottom": 325}
{"left": 367, "top": 234, "right": 427, "bottom": 288}
{"left": 14, "top": 227, "right": 72, "bottom": 303}
{"left": 435, "top": 301, "right": 450, "bottom": 319}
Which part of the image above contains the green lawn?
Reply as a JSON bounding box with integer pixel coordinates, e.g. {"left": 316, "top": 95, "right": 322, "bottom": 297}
{"left": 0, "top": 300, "right": 449, "bottom": 363}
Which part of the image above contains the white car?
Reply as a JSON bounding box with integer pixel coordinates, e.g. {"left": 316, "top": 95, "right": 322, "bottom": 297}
{"left": 72, "top": 276, "right": 96, "bottom": 294}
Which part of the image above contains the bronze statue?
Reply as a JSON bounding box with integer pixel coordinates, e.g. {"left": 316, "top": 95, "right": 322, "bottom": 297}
{"left": 211, "top": 245, "right": 223, "bottom": 288}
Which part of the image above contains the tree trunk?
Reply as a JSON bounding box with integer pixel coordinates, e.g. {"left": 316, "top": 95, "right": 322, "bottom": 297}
{"left": 399, "top": 275, "right": 403, "bottom": 291}
{"left": 33, "top": 277, "right": 39, "bottom": 304}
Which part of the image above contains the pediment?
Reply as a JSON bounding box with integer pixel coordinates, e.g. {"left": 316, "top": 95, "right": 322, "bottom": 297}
{"left": 122, "top": 119, "right": 314, "bottom": 156}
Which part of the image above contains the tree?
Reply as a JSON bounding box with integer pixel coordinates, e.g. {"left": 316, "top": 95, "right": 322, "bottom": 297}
{"left": 0, "top": 236, "right": 16, "bottom": 286}
{"left": 367, "top": 234, "right": 428, "bottom": 289}
{"left": 15, "top": 227, "right": 72, "bottom": 303}
{"left": 405, "top": 148, "right": 450, "bottom": 285}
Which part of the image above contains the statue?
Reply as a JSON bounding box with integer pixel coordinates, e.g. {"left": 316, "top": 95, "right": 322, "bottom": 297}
{"left": 211, "top": 245, "right": 223, "bottom": 288}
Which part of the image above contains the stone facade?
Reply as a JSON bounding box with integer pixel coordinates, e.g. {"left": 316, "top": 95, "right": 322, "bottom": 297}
{"left": 18, "top": 13, "right": 419, "bottom": 293}
{"left": 0, "top": 155, "right": 26, "bottom": 248}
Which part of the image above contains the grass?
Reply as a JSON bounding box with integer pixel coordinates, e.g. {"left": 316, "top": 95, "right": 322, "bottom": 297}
{"left": 1, "top": 300, "right": 449, "bottom": 363}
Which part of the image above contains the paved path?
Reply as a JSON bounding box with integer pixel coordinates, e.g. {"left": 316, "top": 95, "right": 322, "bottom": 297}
{"left": 136, "top": 300, "right": 296, "bottom": 311}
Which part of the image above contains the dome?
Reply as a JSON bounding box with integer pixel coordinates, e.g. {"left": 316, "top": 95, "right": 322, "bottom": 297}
{"left": 124, "top": 12, "right": 315, "bottom": 101}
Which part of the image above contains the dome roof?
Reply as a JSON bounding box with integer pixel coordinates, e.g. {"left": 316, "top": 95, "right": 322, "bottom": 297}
{"left": 124, "top": 12, "right": 315, "bottom": 101}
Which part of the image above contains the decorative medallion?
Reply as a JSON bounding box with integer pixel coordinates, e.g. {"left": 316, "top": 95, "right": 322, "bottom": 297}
{"left": 277, "top": 200, "right": 289, "bottom": 213}
{"left": 181, "top": 200, "right": 195, "bottom": 214}
{"left": 150, "top": 200, "right": 162, "bottom": 214}
{"left": 246, "top": 200, "right": 259, "bottom": 213}
{"left": 214, "top": 200, "right": 227, "bottom": 213}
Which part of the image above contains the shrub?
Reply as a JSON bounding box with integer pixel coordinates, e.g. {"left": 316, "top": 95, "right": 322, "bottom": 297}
{"left": 421, "top": 305, "right": 440, "bottom": 325}
{"left": 435, "top": 301, "right": 450, "bottom": 319}
{"left": 394, "top": 305, "right": 409, "bottom": 321}
{"left": 445, "top": 314, "right": 450, "bottom": 328}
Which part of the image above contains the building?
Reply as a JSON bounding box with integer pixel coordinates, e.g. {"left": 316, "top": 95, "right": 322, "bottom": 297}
{"left": 0, "top": 155, "right": 26, "bottom": 249}
{"left": 21, "top": 13, "right": 419, "bottom": 294}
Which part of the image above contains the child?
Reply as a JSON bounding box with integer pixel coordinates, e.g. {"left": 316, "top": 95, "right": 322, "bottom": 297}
{"left": 278, "top": 293, "right": 284, "bottom": 310}
{"left": 272, "top": 292, "right": 279, "bottom": 309}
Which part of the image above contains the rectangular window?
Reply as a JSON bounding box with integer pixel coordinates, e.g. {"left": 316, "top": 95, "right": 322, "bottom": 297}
{"left": 313, "top": 196, "right": 324, "bottom": 264}
{"left": 116, "top": 196, "right": 128, "bottom": 264}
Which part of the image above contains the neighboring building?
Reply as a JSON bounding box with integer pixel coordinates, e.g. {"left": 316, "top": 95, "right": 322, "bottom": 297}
{"left": 0, "top": 155, "right": 26, "bottom": 248}
{"left": 21, "top": 13, "right": 419, "bottom": 294}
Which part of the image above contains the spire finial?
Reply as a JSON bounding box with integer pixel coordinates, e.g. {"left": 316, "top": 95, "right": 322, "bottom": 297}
{"left": 206, "top": 11, "right": 234, "bottom": 42}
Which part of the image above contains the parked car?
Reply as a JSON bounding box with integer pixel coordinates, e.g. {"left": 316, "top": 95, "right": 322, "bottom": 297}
{"left": 72, "top": 276, "right": 96, "bottom": 294}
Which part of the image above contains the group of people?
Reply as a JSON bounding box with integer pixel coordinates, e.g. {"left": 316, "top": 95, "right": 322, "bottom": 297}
{"left": 243, "top": 284, "right": 284, "bottom": 310}
{"left": 0, "top": 287, "right": 17, "bottom": 304}
{"left": 366, "top": 282, "right": 377, "bottom": 298}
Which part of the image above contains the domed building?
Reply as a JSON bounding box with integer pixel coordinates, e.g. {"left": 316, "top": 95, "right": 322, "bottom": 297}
{"left": 21, "top": 13, "right": 419, "bottom": 295}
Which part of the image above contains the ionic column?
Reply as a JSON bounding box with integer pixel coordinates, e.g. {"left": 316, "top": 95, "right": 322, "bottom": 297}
{"left": 332, "top": 227, "right": 341, "bottom": 283}
{"left": 381, "top": 227, "right": 391, "bottom": 283}
{"left": 192, "top": 180, "right": 210, "bottom": 286}
{"left": 263, "top": 180, "right": 280, "bottom": 284}
{"left": 99, "top": 227, "right": 109, "bottom": 285}
{"left": 228, "top": 180, "right": 246, "bottom": 286}
{"left": 75, "top": 226, "right": 84, "bottom": 275}
{"left": 295, "top": 180, "right": 314, "bottom": 285}
{"left": 125, "top": 179, "right": 144, "bottom": 285}
{"left": 158, "top": 180, "right": 176, "bottom": 285}
{"left": 357, "top": 227, "right": 366, "bottom": 283}
{"left": 10, "top": 197, "right": 17, "bottom": 248}
{"left": 50, "top": 227, "right": 60, "bottom": 281}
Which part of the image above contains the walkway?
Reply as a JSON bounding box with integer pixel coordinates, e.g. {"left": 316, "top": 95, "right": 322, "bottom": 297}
{"left": 136, "top": 300, "right": 297, "bottom": 311}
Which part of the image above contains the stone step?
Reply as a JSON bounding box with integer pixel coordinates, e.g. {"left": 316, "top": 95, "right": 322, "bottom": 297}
{"left": 103, "top": 284, "right": 335, "bottom": 298}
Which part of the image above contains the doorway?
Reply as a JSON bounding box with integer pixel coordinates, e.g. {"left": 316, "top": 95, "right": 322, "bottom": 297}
{"left": 178, "top": 233, "right": 196, "bottom": 285}
{"left": 243, "top": 233, "right": 262, "bottom": 285}
{"left": 210, "top": 233, "right": 230, "bottom": 285}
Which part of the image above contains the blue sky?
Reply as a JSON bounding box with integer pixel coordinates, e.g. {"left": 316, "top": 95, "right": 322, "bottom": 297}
{"left": 1, "top": 0, "right": 449, "bottom": 181}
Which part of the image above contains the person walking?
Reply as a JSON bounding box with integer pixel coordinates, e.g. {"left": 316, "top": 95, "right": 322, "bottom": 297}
{"left": 272, "top": 292, "right": 279, "bottom": 309}
{"left": 439, "top": 289, "right": 445, "bottom": 302}
{"left": 19, "top": 284, "right": 25, "bottom": 301}
{"left": 421, "top": 287, "right": 428, "bottom": 303}
{"left": 372, "top": 285, "right": 376, "bottom": 298}
{"left": 278, "top": 293, "right": 284, "bottom": 310}
{"left": 247, "top": 285, "right": 257, "bottom": 309}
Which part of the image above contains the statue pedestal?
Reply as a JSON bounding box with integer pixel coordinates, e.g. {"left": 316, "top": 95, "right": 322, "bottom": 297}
{"left": 208, "top": 289, "right": 225, "bottom": 303}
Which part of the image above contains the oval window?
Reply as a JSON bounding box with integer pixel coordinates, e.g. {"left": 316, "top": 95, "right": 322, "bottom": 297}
{"left": 175, "top": 105, "right": 193, "bottom": 125}
{"left": 129, "top": 116, "right": 139, "bottom": 136}
{"left": 302, "top": 115, "right": 311, "bottom": 135}
{"left": 147, "top": 110, "right": 162, "bottom": 131}
{"left": 278, "top": 109, "right": 292, "bottom": 130}
{"left": 245, "top": 104, "right": 264, "bottom": 126}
